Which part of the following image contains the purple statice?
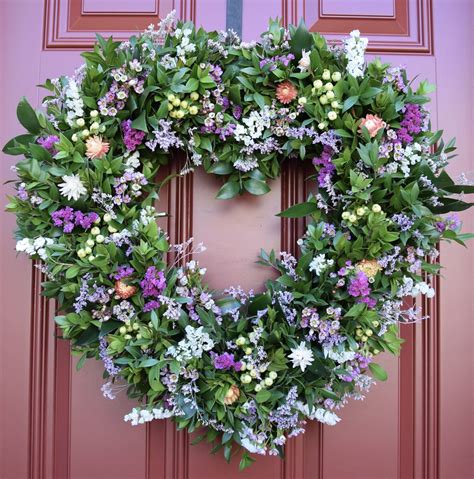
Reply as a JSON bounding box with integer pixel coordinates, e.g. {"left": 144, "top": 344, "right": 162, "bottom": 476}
{"left": 396, "top": 104, "right": 425, "bottom": 144}
{"left": 200, "top": 123, "right": 236, "bottom": 140}
{"left": 322, "top": 222, "right": 336, "bottom": 238}
{"left": 382, "top": 66, "right": 407, "bottom": 93}
{"left": 280, "top": 251, "right": 298, "bottom": 280}
{"left": 51, "top": 207, "right": 99, "bottom": 233}
{"left": 435, "top": 213, "right": 461, "bottom": 232}
{"left": 143, "top": 300, "right": 161, "bottom": 312}
{"left": 113, "top": 171, "right": 147, "bottom": 205}
{"left": 74, "top": 274, "right": 92, "bottom": 313}
{"left": 392, "top": 213, "right": 415, "bottom": 232}
{"left": 38, "top": 135, "right": 60, "bottom": 154}
{"left": 140, "top": 266, "right": 166, "bottom": 311}
{"left": 211, "top": 352, "right": 242, "bottom": 371}
{"left": 88, "top": 285, "right": 110, "bottom": 304}
{"left": 232, "top": 105, "right": 242, "bottom": 120}
{"left": 348, "top": 271, "right": 376, "bottom": 308}
{"left": 348, "top": 271, "right": 371, "bottom": 297}
{"left": 287, "top": 127, "right": 341, "bottom": 152}
{"left": 301, "top": 308, "right": 344, "bottom": 348}
{"left": 259, "top": 53, "right": 295, "bottom": 70}
{"left": 98, "top": 66, "right": 146, "bottom": 117}
{"left": 208, "top": 64, "right": 223, "bottom": 82}
{"left": 313, "top": 146, "right": 336, "bottom": 188}
{"left": 274, "top": 290, "right": 297, "bottom": 325}
{"left": 113, "top": 265, "right": 135, "bottom": 281}
{"left": 122, "top": 119, "right": 146, "bottom": 151}
{"left": 146, "top": 119, "right": 184, "bottom": 152}
{"left": 269, "top": 386, "right": 302, "bottom": 432}
{"left": 17, "top": 183, "right": 29, "bottom": 200}
{"left": 339, "top": 353, "right": 371, "bottom": 382}
{"left": 99, "top": 338, "right": 121, "bottom": 376}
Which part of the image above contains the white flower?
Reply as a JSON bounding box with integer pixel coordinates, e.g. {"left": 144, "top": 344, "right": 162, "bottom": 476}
{"left": 59, "top": 174, "right": 87, "bottom": 201}
{"left": 324, "top": 348, "right": 356, "bottom": 363}
{"left": 309, "top": 254, "right": 334, "bottom": 276}
{"left": 288, "top": 342, "right": 314, "bottom": 371}
{"left": 398, "top": 276, "right": 435, "bottom": 299}
{"left": 343, "top": 30, "right": 368, "bottom": 78}
{"left": 312, "top": 408, "right": 341, "bottom": 426}
{"left": 16, "top": 237, "right": 53, "bottom": 260}
{"left": 298, "top": 49, "right": 311, "bottom": 71}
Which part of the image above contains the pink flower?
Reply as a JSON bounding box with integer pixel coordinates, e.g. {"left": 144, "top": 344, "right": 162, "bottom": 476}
{"left": 85, "top": 136, "right": 110, "bottom": 159}
{"left": 359, "top": 114, "right": 386, "bottom": 138}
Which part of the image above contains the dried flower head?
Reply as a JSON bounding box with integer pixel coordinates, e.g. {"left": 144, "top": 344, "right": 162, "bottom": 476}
{"left": 356, "top": 259, "right": 382, "bottom": 278}
{"left": 115, "top": 280, "right": 137, "bottom": 299}
{"left": 86, "top": 135, "right": 110, "bottom": 159}
{"left": 223, "top": 384, "right": 240, "bottom": 405}
{"left": 276, "top": 81, "right": 298, "bottom": 104}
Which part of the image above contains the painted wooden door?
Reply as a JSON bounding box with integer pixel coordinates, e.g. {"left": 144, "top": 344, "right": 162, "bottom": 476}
{"left": 1, "top": 1, "right": 472, "bottom": 478}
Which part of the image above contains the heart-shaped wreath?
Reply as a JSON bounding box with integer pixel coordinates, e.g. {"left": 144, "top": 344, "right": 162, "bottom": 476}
{"left": 5, "top": 12, "right": 473, "bottom": 469}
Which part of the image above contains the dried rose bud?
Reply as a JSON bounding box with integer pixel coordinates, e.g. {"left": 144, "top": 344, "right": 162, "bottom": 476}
{"left": 223, "top": 384, "right": 240, "bottom": 405}
{"left": 356, "top": 259, "right": 382, "bottom": 278}
{"left": 114, "top": 280, "right": 137, "bottom": 299}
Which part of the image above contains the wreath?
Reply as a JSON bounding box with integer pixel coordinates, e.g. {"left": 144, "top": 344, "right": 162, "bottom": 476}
{"left": 5, "top": 12, "right": 473, "bottom": 469}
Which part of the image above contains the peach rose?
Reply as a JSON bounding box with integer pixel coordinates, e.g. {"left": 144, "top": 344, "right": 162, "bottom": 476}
{"left": 359, "top": 114, "right": 386, "bottom": 137}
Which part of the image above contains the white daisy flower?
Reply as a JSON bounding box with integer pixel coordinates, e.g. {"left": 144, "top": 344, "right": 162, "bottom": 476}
{"left": 288, "top": 341, "right": 314, "bottom": 372}
{"left": 59, "top": 174, "right": 87, "bottom": 201}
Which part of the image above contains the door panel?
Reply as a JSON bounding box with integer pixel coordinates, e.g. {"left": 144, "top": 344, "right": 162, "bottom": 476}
{"left": 1, "top": 1, "right": 472, "bottom": 478}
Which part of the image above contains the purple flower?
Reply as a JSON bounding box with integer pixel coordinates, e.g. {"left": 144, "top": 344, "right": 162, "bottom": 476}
{"left": 143, "top": 300, "right": 161, "bottom": 312}
{"left": 396, "top": 104, "right": 425, "bottom": 144}
{"left": 122, "top": 119, "right": 146, "bottom": 151}
{"left": 392, "top": 213, "right": 414, "bottom": 232}
{"left": 113, "top": 265, "right": 135, "bottom": 280}
{"left": 232, "top": 105, "right": 242, "bottom": 120}
{"left": 339, "top": 353, "right": 371, "bottom": 382}
{"left": 140, "top": 266, "right": 166, "bottom": 298}
{"left": 99, "top": 338, "right": 121, "bottom": 377}
{"left": 348, "top": 271, "right": 371, "bottom": 297}
{"left": 211, "top": 352, "right": 242, "bottom": 371}
{"left": 313, "top": 146, "right": 336, "bottom": 188}
{"left": 435, "top": 213, "right": 461, "bottom": 233}
{"left": 37, "top": 135, "right": 59, "bottom": 154}
{"left": 51, "top": 208, "right": 98, "bottom": 232}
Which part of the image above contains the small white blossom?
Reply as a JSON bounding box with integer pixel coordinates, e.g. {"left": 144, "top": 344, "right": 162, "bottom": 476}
{"left": 343, "top": 30, "right": 368, "bottom": 78}
{"left": 309, "top": 254, "right": 334, "bottom": 276}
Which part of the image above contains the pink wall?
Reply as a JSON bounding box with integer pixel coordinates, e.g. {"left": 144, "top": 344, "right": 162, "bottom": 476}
{"left": 0, "top": 1, "right": 472, "bottom": 478}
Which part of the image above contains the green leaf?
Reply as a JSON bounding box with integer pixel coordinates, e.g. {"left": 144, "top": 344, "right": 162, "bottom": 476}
{"left": 216, "top": 181, "right": 240, "bottom": 200}
{"left": 290, "top": 21, "right": 313, "bottom": 57}
{"left": 131, "top": 111, "right": 148, "bottom": 132}
{"left": 243, "top": 179, "right": 270, "bottom": 196}
{"left": 99, "top": 320, "right": 122, "bottom": 338}
{"left": 255, "top": 389, "right": 272, "bottom": 403}
{"left": 207, "top": 162, "right": 234, "bottom": 175}
{"left": 74, "top": 326, "right": 98, "bottom": 347}
{"left": 2, "top": 134, "right": 36, "bottom": 155}
{"left": 148, "top": 364, "right": 165, "bottom": 392}
{"left": 17, "top": 97, "right": 41, "bottom": 134}
{"left": 369, "top": 363, "right": 388, "bottom": 381}
{"left": 277, "top": 201, "right": 319, "bottom": 218}
{"left": 342, "top": 95, "right": 359, "bottom": 112}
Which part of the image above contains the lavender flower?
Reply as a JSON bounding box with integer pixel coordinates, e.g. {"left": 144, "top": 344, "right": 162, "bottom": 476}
{"left": 211, "top": 352, "right": 242, "bottom": 371}
{"left": 113, "top": 265, "right": 135, "bottom": 280}
{"left": 99, "top": 338, "right": 121, "bottom": 376}
{"left": 51, "top": 207, "right": 99, "bottom": 233}
{"left": 146, "top": 119, "right": 184, "bottom": 152}
{"left": 313, "top": 146, "right": 336, "bottom": 188}
{"left": 37, "top": 135, "right": 59, "bottom": 154}
{"left": 122, "top": 119, "right": 146, "bottom": 151}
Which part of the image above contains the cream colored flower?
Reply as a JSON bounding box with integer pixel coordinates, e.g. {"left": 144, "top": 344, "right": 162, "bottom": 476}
{"left": 85, "top": 135, "right": 110, "bottom": 159}
{"left": 58, "top": 174, "right": 86, "bottom": 201}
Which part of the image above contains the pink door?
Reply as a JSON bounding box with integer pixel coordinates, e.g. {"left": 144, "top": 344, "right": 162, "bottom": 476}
{"left": 1, "top": 1, "right": 472, "bottom": 478}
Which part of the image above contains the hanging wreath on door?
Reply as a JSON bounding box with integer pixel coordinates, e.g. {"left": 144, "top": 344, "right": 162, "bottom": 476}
{"left": 5, "top": 11, "right": 473, "bottom": 469}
